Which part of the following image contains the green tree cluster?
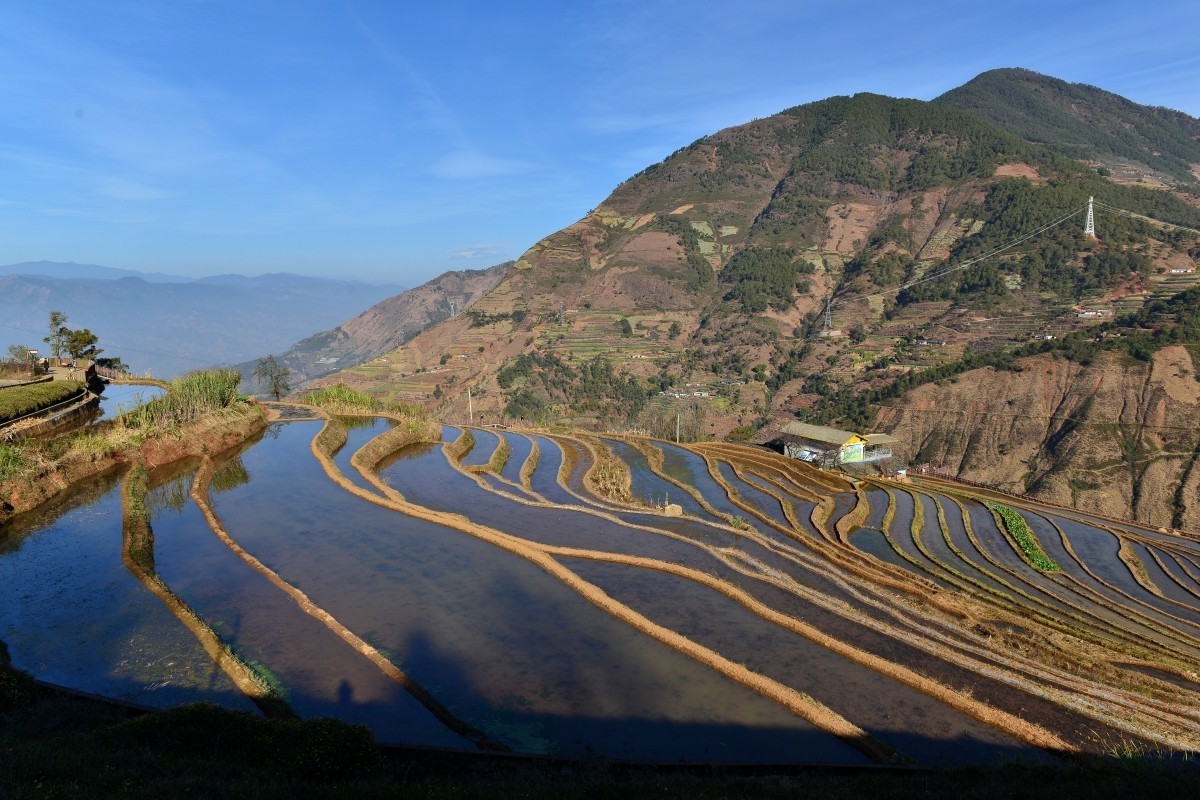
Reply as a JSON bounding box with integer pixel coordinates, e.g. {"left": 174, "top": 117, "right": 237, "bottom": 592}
{"left": 40, "top": 311, "right": 103, "bottom": 365}
{"left": 497, "top": 352, "right": 652, "bottom": 423}
{"left": 720, "top": 246, "right": 813, "bottom": 312}
{"left": 655, "top": 215, "right": 715, "bottom": 291}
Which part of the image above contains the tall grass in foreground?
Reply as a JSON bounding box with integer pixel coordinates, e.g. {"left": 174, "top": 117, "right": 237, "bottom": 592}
{"left": 121, "top": 369, "right": 242, "bottom": 430}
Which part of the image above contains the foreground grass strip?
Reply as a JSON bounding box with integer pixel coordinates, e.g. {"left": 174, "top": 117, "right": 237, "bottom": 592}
{"left": 988, "top": 502, "right": 1060, "bottom": 571}
{"left": 122, "top": 465, "right": 292, "bottom": 719}
{"left": 192, "top": 449, "right": 506, "bottom": 752}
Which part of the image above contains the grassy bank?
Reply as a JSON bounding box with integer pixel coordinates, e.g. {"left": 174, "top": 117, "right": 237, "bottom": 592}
{"left": 0, "top": 369, "right": 263, "bottom": 522}
{"left": 302, "top": 383, "right": 427, "bottom": 419}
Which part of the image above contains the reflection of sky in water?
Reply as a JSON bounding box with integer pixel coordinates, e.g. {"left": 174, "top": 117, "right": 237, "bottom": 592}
{"left": 524, "top": 435, "right": 576, "bottom": 505}
{"left": 496, "top": 431, "right": 533, "bottom": 485}
{"left": 0, "top": 468, "right": 255, "bottom": 712}
{"left": 656, "top": 443, "right": 745, "bottom": 520}
{"left": 459, "top": 428, "right": 498, "bottom": 467}
{"left": 148, "top": 457, "right": 469, "bottom": 749}
{"left": 208, "top": 422, "right": 869, "bottom": 762}
{"left": 3, "top": 417, "right": 1168, "bottom": 765}
{"left": 602, "top": 438, "right": 710, "bottom": 519}
{"left": 567, "top": 558, "right": 1044, "bottom": 769}
{"left": 96, "top": 383, "right": 166, "bottom": 420}
{"left": 329, "top": 416, "right": 395, "bottom": 493}
{"left": 380, "top": 436, "right": 718, "bottom": 568}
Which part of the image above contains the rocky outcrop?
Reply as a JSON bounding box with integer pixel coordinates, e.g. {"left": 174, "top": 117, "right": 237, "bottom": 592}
{"left": 876, "top": 346, "right": 1200, "bottom": 529}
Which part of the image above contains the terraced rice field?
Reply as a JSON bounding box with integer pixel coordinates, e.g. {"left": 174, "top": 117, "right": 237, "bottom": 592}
{"left": 2, "top": 417, "right": 1199, "bottom": 767}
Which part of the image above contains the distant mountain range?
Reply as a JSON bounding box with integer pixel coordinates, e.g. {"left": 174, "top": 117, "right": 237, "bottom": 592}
{"left": 0, "top": 262, "right": 405, "bottom": 377}
{"left": 3, "top": 260, "right": 191, "bottom": 283}
{"left": 309, "top": 68, "right": 1200, "bottom": 527}
{"left": 233, "top": 262, "right": 510, "bottom": 388}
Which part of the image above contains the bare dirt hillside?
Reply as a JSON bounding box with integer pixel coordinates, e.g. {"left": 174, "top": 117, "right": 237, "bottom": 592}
{"left": 876, "top": 346, "right": 1200, "bottom": 529}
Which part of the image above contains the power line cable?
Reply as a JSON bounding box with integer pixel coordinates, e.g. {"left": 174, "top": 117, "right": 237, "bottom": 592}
{"left": 1093, "top": 201, "right": 1200, "bottom": 236}
{"left": 829, "top": 204, "right": 1086, "bottom": 311}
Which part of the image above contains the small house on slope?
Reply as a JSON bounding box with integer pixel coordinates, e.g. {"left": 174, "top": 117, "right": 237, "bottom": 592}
{"left": 777, "top": 422, "right": 898, "bottom": 464}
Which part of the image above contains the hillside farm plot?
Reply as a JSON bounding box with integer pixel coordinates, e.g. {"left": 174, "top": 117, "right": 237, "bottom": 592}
{"left": 4, "top": 417, "right": 1200, "bottom": 767}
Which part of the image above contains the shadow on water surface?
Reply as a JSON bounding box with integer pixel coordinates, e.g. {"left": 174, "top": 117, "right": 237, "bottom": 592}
{"left": 9, "top": 423, "right": 1195, "bottom": 769}
{"left": 364, "top": 626, "right": 874, "bottom": 765}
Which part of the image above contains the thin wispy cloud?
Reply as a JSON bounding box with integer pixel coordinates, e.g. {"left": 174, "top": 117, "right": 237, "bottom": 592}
{"left": 0, "top": 1, "right": 1196, "bottom": 282}
{"left": 450, "top": 242, "right": 512, "bottom": 260}
{"left": 427, "top": 150, "right": 537, "bottom": 181}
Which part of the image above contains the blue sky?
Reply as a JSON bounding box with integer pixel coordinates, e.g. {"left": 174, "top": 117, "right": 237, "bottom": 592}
{"left": 1, "top": 0, "right": 1197, "bottom": 285}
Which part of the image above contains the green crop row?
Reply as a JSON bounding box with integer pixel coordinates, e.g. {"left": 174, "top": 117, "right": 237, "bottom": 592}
{"left": 0, "top": 381, "right": 85, "bottom": 423}
{"left": 988, "top": 502, "right": 1060, "bottom": 571}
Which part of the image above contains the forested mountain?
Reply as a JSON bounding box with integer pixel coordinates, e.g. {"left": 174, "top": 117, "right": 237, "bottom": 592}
{"left": 936, "top": 68, "right": 1200, "bottom": 185}
{"left": 317, "top": 69, "right": 1200, "bottom": 525}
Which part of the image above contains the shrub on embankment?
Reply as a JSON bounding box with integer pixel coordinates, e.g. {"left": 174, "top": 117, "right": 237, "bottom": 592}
{"left": 0, "top": 381, "right": 86, "bottom": 424}
{"left": 302, "top": 383, "right": 427, "bottom": 419}
{"left": 303, "top": 383, "right": 441, "bottom": 462}
{"left": 120, "top": 369, "right": 243, "bottom": 429}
